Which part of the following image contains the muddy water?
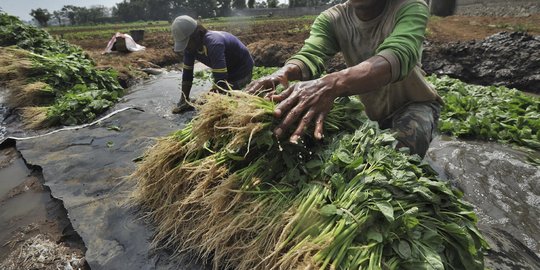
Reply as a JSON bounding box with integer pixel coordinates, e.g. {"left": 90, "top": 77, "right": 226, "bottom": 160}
{"left": 426, "top": 136, "right": 540, "bottom": 267}
{"left": 0, "top": 88, "right": 9, "bottom": 142}
{"left": 114, "top": 68, "right": 213, "bottom": 121}
{"left": 0, "top": 145, "right": 86, "bottom": 266}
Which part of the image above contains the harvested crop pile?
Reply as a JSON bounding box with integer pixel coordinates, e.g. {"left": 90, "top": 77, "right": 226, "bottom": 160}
{"left": 429, "top": 75, "right": 540, "bottom": 150}
{"left": 133, "top": 91, "right": 487, "bottom": 269}
{"left": 0, "top": 13, "right": 122, "bottom": 128}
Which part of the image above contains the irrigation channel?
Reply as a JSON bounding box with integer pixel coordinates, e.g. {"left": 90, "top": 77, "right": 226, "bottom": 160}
{"left": 0, "top": 69, "right": 539, "bottom": 269}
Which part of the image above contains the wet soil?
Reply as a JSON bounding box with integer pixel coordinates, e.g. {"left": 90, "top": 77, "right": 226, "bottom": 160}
{"left": 1, "top": 8, "right": 538, "bottom": 269}
{"left": 60, "top": 14, "right": 539, "bottom": 89}
{"left": 0, "top": 142, "right": 88, "bottom": 269}
{"left": 423, "top": 32, "right": 540, "bottom": 93}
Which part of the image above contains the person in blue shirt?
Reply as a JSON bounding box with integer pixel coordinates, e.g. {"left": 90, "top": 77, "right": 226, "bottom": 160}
{"left": 171, "top": 15, "right": 254, "bottom": 113}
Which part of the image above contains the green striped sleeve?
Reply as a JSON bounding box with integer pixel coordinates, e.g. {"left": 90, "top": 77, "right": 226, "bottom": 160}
{"left": 376, "top": 2, "right": 429, "bottom": 82}
{"left": 286, "top": 12, "right": 340, "bottom": 80}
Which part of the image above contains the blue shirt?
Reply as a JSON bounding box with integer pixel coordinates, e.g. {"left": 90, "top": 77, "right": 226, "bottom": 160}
{"left": 182, "top": 31, "right": 254, "bottom": 88}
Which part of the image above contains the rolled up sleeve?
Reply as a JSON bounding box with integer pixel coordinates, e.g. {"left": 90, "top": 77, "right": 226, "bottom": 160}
{"left": 286, "top": 13, "right": 340, "bottom": 80}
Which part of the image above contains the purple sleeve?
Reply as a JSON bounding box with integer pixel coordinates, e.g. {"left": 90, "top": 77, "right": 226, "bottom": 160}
{"left": 208, "top": 43, "right": 229, "bottom": 88}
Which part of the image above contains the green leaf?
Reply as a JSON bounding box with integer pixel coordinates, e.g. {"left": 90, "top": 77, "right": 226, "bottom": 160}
{"left": 319, "top": 204, "right": 337, "bottom": 217}
{"left": 305, "top": 159, "right": 323, "bottom": 169}
{"left": 375, "top": 201, "right": 394, "bottom": 222}
{"left": 335, "top": 149, "right": 353, "bottom": 164}
{"left": 107, "top": 125, "right": 121, "bottom": 131}
{"left": 423, "top": 247, "right": 444, "bottom": 270}
{"left": 367, "top": 230, "right": 383, "bottom": 243}
{"left": 397, "top": 240, "right": 412, "bottom": 259}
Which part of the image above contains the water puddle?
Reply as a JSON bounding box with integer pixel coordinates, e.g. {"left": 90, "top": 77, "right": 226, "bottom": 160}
{"left": 0, "top": 88, "right": 9, "bottom": 142}
{"left": 0, "top": 145, "right": 87, "bottom": 268}
{"left": 115, "top": 67, "right": 213, "bottom": 122}
{"left": 0, "top": 149, "right": 28, "bottom": 198}
{"left": 426, "top": 136, "right": 540, "bottom": 265}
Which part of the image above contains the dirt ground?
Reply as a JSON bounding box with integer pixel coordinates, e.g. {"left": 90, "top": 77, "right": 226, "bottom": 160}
{"left": 67, "top": 14, "right": 539, "bottom": 86}
{"left": 0, "top": 144, "right": 88, "bottom": 270}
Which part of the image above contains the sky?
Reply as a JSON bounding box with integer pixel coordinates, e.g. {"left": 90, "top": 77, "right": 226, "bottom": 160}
{"left": 0, "top": 0, "right": 121, "bottom": 20}
{"left": 0, "top": 0, "right": 289, "bottom": 21}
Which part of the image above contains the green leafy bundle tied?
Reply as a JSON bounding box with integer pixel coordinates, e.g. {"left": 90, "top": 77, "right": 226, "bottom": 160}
{"left": 0, "top": 12, "right": 84, "bottom": 56}
{"left": 0, "top": 13, "right": 123, "bottom": 128}
{"left": 133, "top": 91, "right": 487, "bottom": 270}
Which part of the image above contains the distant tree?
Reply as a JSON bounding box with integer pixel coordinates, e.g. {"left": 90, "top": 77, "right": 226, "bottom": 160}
{"left": 61, "top": 5, "right": 77, "bottom": 25}
{"left": 86, "top": 5, "right": 109, "bottom": 23}
{"left": 254, "top": 1, "right": 267, "bottom": 8}
{"left": 216, "top": 0, "right": 232, "bottom": 16}
{"left": 187, "top": 0, "right": 217, "bottom": 17}
{"left": 113, "top": 0, "right": 146, "bottom": 22}
{"left": 74, "top": 7, "right": 91, "bottom": 24}
{"left": 289, "top": 0, "right": 309, "bottom": 7}
{"left": 146, "top": 0, "right": 172, "bottom": 20}
{"left": 248, "top": 0, "right": 255, "bottom": 8}
{"left": 268, "top": 0, "right": 278, "bottom": 8}
{"left": 232, "top": 0, "right": 246, "bottom": 9}
{"left": 30, "top": 8, "right": 51, "bottom": 27}
{"left": 52, "top": 10, "right": 64, "bottom": 26}
{"left": 171, "top": 0, "right": 190, "bottom": 20}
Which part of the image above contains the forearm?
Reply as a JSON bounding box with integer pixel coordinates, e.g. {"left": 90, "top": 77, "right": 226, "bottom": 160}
{"left": 324, "top": 55, "right": 392, "bottom": 97}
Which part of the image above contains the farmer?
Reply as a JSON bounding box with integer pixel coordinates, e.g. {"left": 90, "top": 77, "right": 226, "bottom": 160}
{"left": 246, "top": 0, "right": 443, "bottom": 158}
{"left": 171, "top": 15, "right": 254, "bottom": 113}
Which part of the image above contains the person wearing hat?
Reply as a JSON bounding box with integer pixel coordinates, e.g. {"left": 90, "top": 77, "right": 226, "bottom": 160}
{"left": 171, "top": 15, "right": 254, "bottom": 113}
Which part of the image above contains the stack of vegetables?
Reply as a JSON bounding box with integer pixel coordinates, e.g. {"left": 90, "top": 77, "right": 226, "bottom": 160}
{"left": 427, "top": 75, "right": 540, "bottom": 150}
{"left": 133, "top": 91, "right": 488, "bottom": 269}
{"left": 0, "top": 13, "right": 122, "bottom": 127}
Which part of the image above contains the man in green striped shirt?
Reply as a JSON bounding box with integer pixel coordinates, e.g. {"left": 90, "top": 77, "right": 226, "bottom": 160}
{"left": 246, "top": 0, "right": 443, "bottom": 158}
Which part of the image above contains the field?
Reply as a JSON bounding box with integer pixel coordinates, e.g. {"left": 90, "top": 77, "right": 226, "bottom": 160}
{"left": 45, "top": 14, "right": 540, "bottom": 86}
{"left": 0, "top": 8, "right": 540, "bottom": 269}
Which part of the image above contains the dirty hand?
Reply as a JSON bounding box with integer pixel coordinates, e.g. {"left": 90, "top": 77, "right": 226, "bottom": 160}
{"left": 270, "top": 77, "right": 338, "bottom": 143}
{"left": 245, "top": 64, "right": 299, "bottom": 96}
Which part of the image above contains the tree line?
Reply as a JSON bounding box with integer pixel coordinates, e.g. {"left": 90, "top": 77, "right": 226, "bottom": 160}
{"left": 28, "top": 0, "right": 344, "bottom": 27}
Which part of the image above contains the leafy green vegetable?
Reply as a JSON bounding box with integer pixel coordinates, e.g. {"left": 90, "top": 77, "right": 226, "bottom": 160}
{"left": 0, "top": 13, "right": 123, "bottom": 127}
{"left": 429, "top": 75, "right": 540, "bottom": 150}
{"left": 134, "top": 90, "right": 488, "bottom": 270}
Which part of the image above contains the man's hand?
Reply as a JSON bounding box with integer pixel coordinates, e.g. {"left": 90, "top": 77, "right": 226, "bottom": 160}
{"left": 270, "top": 76, "right": 338, "bottom": 143}
{"left": 245, "top": 70, "right": 289, "bottom": 96}
{"left": 245, "top": 64, "right": 302, "bottom": 96}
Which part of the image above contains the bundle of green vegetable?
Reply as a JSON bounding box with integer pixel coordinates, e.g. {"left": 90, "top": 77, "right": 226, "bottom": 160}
{"left": 428, "top": 75, "right": 540, "bottom": 150}
{"left": 0, "top": 13, "right": 122, "bottom": 127}
{"left": 133, "top": 91, "right": 487, "bottom": 269}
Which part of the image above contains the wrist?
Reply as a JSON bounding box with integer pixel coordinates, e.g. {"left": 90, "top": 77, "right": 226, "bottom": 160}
{"left": 321, "top": 72, "right": 347, "bottom": 97}
{"left": 280, "top": 63, "right": 302, "bottom": 81}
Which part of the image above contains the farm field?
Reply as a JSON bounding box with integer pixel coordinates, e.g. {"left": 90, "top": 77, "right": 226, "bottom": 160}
{"left": 45, "top": 14, "right": 540, "bottom": 86}
{"left": 1, "top": 4, "right": 540, "bottom": 269}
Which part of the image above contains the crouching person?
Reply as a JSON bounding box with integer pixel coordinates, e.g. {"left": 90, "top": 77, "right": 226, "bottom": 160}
{"left": 246, "top": 0, "right": 443, "bottom": 158}
{"left": 171, "top": 15, "right": 254, "bottom": 113}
